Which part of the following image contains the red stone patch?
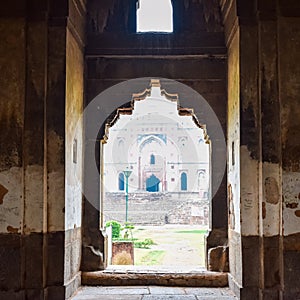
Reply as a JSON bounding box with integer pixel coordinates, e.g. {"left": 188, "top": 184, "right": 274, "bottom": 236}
{"left": 7, "top": 226, "right": 19, "bottom": 233}
{"left": 295, "top": 210, "right": 300, "bottom": 218}
{"left": 0, "top": 184, "right": 8, "bottom": 205}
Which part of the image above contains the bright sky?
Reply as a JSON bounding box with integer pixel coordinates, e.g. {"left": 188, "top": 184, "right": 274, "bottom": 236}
{"left": 137, "top": 0, "right": 173, "bottom": 32}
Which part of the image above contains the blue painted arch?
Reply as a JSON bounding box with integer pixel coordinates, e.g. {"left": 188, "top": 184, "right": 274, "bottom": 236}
{"left": 118, "top": 173, "right": 125, "bottom": 191}
{"left": 181, "top": 172, "right": 187, "bottom": 191}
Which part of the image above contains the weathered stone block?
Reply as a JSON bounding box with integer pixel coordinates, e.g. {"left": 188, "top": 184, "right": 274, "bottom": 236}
{"left": 112, "top": 241, "right": 134, "bottom": 265}
{"left": 208, "top": 246, "right": 229, "bottom": 272}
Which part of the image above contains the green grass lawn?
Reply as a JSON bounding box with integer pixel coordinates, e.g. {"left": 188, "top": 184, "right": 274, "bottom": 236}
{"left": 132, "top": 225, "right": 208, "bottom": 266}
{"left": 137, "top": 250, "right": 166, "bottom": 265}
{"left": 175, "top": 229, "right": 207, "bottom": 234}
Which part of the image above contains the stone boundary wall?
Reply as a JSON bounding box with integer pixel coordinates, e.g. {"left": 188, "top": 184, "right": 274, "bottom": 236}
{"left": 104, "top": 192, "right": 209, "bottom": 225}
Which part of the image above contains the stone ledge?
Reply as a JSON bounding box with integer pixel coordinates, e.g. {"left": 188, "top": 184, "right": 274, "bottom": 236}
{"left": 82, "top": 270, "right": 228, "bottom": 287}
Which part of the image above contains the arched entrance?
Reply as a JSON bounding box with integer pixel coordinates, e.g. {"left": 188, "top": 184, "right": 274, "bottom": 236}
{"left": 92, "top": 78, "right": 226, "bottom": 270}
{"left": 146, "top": 174, "right": 160, "bottom": 192}
{"left": 81, "top": 77, "right": 227, "bottom": 272}
{"left": 180, "top": 172, "right": 187, "bottom": 191}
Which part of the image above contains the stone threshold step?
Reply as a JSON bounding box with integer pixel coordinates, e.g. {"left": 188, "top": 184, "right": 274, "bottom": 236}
{"left": 82, "top": 270, "right": 228, "bottom": 287}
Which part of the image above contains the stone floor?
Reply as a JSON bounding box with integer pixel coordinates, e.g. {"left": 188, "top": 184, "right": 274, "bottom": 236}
{"left": 71, "top": 286, "right": 237, "bottom": 300}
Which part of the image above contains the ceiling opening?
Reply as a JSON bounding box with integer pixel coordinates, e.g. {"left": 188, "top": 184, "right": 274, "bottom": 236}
{"left": 136, "top": 0, "right": 173, "bottom": 33}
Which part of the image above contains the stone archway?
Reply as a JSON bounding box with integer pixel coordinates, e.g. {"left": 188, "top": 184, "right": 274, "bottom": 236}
{"left": 81, "top": 78, "right": 227, "bottom": 272}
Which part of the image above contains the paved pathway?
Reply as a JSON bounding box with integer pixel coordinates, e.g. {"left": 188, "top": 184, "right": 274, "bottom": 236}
{"left": 72, "top": 286, "right": 237, "bottom": 300}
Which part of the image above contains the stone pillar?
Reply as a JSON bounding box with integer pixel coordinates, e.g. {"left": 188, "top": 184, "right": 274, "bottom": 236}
{"left": 64, "top": 0, "right": 86, "bottom": 296}
{"left": 0, "top": 0, "right": 86, "bottom": 298}
{"left": 225, "top": 0, "right": 300, "bottom": 299}
{"left": 278, "top": 2, "right": 300, "bottom": 298}
{"left": 225, "top": 0, "right": 243, "bottom": 290}
{"left": 259, "top": 3, "right": 283, "bottom": 298}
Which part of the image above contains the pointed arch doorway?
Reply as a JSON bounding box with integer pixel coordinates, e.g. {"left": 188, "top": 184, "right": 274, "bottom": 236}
{"left": 99, "top": 78, "right": 223, "bottom": 271}
{"left": 81, "top": 78, "right": 227, "bottom": 278}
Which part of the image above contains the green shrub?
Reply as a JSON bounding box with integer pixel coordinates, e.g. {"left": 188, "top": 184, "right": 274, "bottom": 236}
{"left": 105, "top": 220, "right": 121, "bottom": 239}
{"left": 134, "top": 238, "right": 155, "bottom": 249}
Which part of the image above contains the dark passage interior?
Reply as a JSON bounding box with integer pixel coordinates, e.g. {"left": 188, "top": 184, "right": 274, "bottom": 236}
{"left": 0, "top": 0, "right": 300, "bottom": 299}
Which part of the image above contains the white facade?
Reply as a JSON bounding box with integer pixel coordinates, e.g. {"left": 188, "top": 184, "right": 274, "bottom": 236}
{"left": 103, "top": 83, "right": 210, "bottom": 196}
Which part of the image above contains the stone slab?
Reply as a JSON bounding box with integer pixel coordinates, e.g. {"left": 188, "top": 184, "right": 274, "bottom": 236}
{"left": 184, "top": 287, "right": 223, "bottom": 296}
{"left": 79, "top": 286, "right": 149, "bottom": 295}
{"left": 142, "top": 296, "right": 196, "bottom": 300}
{"left": 148, "top": 286, "right": 186, "bottom": 295}
{"left": 73, "top": 295, "right": 142, "bottom": 300}
{"left": 196, "top": 297, "right": 236, "bottom": 300}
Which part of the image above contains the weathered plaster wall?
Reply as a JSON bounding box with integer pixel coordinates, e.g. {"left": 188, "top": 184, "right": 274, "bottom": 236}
{"left": 46, "top": 24, "right": 67, "bottom": 233}
{"left": 239, "top": 22, "right": 260, "bottom": 238}
{"left": 227, "top": 27, "right": 242, "bottom": 287}
{"left": 23, "top": 17, "right": 48, "bottom": 236}
{"left": 280, "top": 18, "right": 300, "bottom": 235}
{"left": 0, "top": 17, "right": 26, "bottom": 298}
{"left": 279, "top": 16, "right": 300, "bottom": 299}
{"left": 0, "top": 18, "right": 25, "bottom": 234}
{"left": 65, "top": 28, "right": 83, "bottom": 232}
{"left": 64, "top": 27, "right": 84, "bottom": 288}
{"left": 224, "top": 1, "right": 300, "bottom": 298}
{"left": 259, "top": 9, "right": 283, "bottom": 298}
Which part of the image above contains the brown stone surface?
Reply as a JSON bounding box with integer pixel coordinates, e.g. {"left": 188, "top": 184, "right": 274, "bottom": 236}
{"left": 241, "top": 236, "right": 261, "bottom": 288}
{"left": 112, "top": 241, "right": 134, "bottom": 265}
{"left": 208, "top": 246, "right": 229, "bottom": 272}
{"left": 0, "top": 18, "right": 25, "bottom": 172}
{"left": 265, "top": 177, "right": 279, "bottom": 204}
{"left": 262, "top": 202, "right": 266, "bottom": 219}
{"left": 283, "top": 251, "right": 300, "bottom": 299}
{"left": 286, "top": 202, "right": 298, "bottom": 209}
{"left": 0, "top": 231, "right": 69, "bottom": 298}
{"left": 82, "top": 271, "right": 228, "bottom": 287}
{"left": 283, "top": 233, "right": 300, "bottom": 251}
{"left": 280, "top": 18, "right": 300, "bottom": 172}
{"left": 228, "top": 230, "right": 242, "bottom": 288}
{"left": 0, "top": 234, "right": 22, "bottom": 291}
{"left": 6, "top": 226, "right": 19, "bottom": 233}
{"left": 24, "top": 233, "right": 44, "bottom": 289}
{"left": 260, "top": 18, "right": 280, "bottom": 165}
{"left": 295, "top": 210, "right": 300, "bottom": 218}
{"left": 0, "top": 184, "right": 8, "bottom": 204}
{"left": 263, "top": 236, "right": 281, "bottom": 289}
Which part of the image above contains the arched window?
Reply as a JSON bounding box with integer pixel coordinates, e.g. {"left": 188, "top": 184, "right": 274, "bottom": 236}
{"left": 150, "top": 154, "right": 155, "bottom": 165}
{"left": 137, "top": 0, "right": 173, "bottom": 32}
{"left": 118, "top": 173, "right": 125, "bottom": 191}
{"left": 181, "top": 172, "right": 187, "bottom": 191}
